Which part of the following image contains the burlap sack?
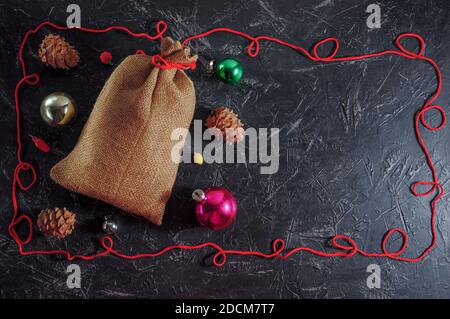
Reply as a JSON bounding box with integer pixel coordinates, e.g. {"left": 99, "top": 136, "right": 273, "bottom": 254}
{"left": 50, "top": 37, "right": 197, "bottom": 225}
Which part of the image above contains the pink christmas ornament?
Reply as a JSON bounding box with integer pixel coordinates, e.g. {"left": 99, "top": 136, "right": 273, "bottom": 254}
{"left": 193, "top": 187, "right": 237, "bottom": 230}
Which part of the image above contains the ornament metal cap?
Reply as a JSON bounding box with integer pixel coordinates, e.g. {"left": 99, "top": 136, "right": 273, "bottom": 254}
{"left": 102, "top": 215, "right": 119, "bottom": 234}
{"left": 192, "top": 189, "right": 206, "bottom": 203}
{"left": 196, "top": 55, "right": 215, "bottom": 74}
{"left": 207, "top": 59, "right": 215, "bottom": 73}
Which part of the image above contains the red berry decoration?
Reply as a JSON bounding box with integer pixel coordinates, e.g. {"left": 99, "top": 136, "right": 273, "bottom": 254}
{"left": 193, "top": 187, "right": 237, "bottom": 230}
{"left": 30, "top": 135, "right": 50, "bottom": 153}
{"left": 100, "top": 51, "right": 113, "bottom": 65}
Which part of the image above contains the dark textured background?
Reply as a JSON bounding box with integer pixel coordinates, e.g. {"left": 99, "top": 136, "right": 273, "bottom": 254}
{"left": 0, "top": 0, "right": 449, "bottom": 299}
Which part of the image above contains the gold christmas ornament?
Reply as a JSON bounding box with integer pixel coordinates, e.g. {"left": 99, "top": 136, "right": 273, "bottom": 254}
{"left": 37, "top": 207, "right": 76, "bottom": 239}
{"left": 38, "top": 34, "right": 80, "bottom": 69}
{"left": 40, "top": 92, "right": 77, "bottom": 127}
{"left": 206, "top": 106, "right": 245, "bottom": 143}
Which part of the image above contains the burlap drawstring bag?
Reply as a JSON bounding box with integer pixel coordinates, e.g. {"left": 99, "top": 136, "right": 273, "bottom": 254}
{"left": 50, "top": 37, "right": 197, "bottom": 225}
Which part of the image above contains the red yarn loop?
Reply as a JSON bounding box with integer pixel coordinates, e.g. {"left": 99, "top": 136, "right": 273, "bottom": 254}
{"left": 395, "top": 33, "right": 425, "bottom": 58}
{"left": 154, "top": 20, "right": 168, "bottom": 39}
{"left": 272, "top": 238, "right": 285, "bottom": 255}
{"left": 100, "top": 236, "right": 115, "bottom": 252}
{"left": 381, "top": 228, "right": 408, "bottom": 257}
{"left": 23, "top": 73, "right": 39, "bottom": 86}
{"left": 8, "top": 21, "right": 445, "bottom": 266}
{"left": 330, "top": 235, "right": 358, "bottom": 257}
{"left": 419, "top": 105, "right": 446, "bottom": 131}
{"left": 15, "top": 162, "right": 37, "bottom": 191}
{"left": 9, "top": 214, "right": 33, "bottom": 245}
{"left": 247, "top": 40, "right": 260, "bottom": 57}
{"left": 411, "top": 181, "right": 438, "bottom": 197}
{"left": 312, "top": 37, "right": 340, "bottom": 61}
{"left": 213, "top": 251, "right": 227, "bottom": 267}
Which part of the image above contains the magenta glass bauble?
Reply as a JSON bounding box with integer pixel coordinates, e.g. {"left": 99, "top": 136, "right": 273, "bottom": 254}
{"left": 194, "top": 187, "right": 237, "bottom": 230}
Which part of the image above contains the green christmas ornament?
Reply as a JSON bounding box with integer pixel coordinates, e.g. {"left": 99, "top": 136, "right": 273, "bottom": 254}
{"left": 215, "top": 58, "right": 243, "bottom": 84}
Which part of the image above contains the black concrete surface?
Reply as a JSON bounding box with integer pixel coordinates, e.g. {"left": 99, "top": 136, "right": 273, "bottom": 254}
{"left": 0, "top": 0, "right": 449, "bottom": 298}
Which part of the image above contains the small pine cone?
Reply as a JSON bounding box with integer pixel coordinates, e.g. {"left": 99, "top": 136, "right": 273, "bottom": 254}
{"left": 38, "top": 34, "right": 80, "bottom": 69}
{"left": 37, "top": 207, "right": 76, "bottom": 239}
{"left": 206, "top": 106, "right": 245, "bottom": 143}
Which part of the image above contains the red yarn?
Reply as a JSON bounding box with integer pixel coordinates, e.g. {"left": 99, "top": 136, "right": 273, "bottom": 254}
{"left": 151, "top": 54, "right": 197, "bottom": 70}
{"left": 9, "top": 21, "right": 444, "bottom": 266}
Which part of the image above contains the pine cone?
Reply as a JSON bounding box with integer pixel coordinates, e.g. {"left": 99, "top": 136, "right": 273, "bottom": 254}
{"left": 38, "top": 34, "right": 80, "bottom": 69}
{"left": 37, "top": 207, "right": 76, "bottom": 239}
{"left": 206, "top": 107, "right": 245, "bottom": 143}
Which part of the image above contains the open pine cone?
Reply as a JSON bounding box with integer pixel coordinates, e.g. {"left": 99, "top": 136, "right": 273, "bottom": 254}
{"left": 38, "top": 34, "right": 80, "bottom": 69}
{"left": 37, "top": 207, "right": 76, "bottom": 239}
{"left": 206, "top": 106, "right": 245, "bottom": 143}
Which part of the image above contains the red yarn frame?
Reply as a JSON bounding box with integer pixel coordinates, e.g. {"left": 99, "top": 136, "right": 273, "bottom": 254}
{"left": 9, "top": 21, "right": 445, "bottom": 266}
